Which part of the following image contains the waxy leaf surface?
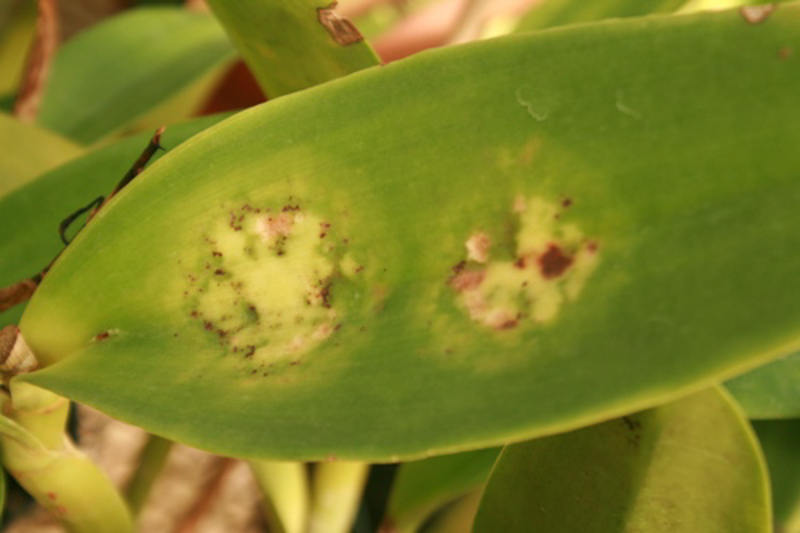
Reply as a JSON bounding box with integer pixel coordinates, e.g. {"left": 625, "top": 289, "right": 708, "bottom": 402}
{"left": 17, "top": 5, "right": 800, "bottom": 460}
{"left": 473, "top": 388, "right": 770, "bottom": 533}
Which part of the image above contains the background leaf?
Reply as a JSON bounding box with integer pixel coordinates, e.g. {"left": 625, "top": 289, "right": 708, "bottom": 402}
{"left": 0, "top": 112, "right": 84, "bottom": 196}
{"left": 204, "top": 0, "right": 380, "bottom": 98}
{"left": 0, "top": 0, "right": 36, "bottom": 98}
{"left": 36, "top": 7, "right": 235, "bottom": 144}
{"left": 473, "top": 388, "right": 770, "bottom": 533}
{"left": 383, "top": 448, "right": 499, "bottom": 533}
{"left": 726, "top": 351, "right": 800, "bottom": 418}
{"left": 753, "top": 419, "right": 800, "bottom": 533}
{"left": 0, "top": 113, "right": 228, "bottom": 328}
{"left": 513, "top": 0, "right": 687, "bottom": 33}
{"left": 16, "top": 5, "right": 800, "bottom": 460}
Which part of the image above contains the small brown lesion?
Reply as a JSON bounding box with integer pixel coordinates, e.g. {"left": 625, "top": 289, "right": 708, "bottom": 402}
{"left": 537, "top": 244, "right": 573, "bottom": 279}
{"left": 317, "top": 2, "right": 364, "bottom": 46}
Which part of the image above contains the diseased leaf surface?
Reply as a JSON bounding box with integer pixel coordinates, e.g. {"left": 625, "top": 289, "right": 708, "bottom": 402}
{"left": 16, "top": 5, "right": 800, "bottom": 460}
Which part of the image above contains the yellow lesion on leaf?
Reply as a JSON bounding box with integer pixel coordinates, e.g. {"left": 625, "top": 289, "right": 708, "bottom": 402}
{"left": 451, "top": 195, "right": 599, "bottom": 330}
{"left": 182, "top": 202, "right": 349, "bottom": 369}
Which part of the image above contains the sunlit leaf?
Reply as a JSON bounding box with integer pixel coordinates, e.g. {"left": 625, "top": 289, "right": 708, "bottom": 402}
{"left": 16, "top": 5, "right": 800, "bottom": 460}
{"left": 473, "top": 388, "right": 770, "bottom": 533}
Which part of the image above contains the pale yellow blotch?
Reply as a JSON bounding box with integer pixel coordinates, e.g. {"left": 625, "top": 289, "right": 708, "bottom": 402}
{"left": 451, "top": 195, "right": 599, "bottom": 330}
{"left": 185, "top": 204, "right": 342, "bottom": 367}
{"left": 339, "top": 254, "right": 361, "bottom": 278}
{"left": 465, "top": 232, "right": 490, "bottom": 264}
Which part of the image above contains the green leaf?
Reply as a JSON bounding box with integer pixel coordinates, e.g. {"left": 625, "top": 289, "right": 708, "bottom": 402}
{"left": 514, "top": 0, "right": 687, "bottom": 33}
{"left": 204, "top": 0, "right": 379, "bottom": 98}
{"left": 384, "top": 449, "right": 499, "bottom": 533}
{"left": 726, "top": 351, "right": 800, "bottom": 418}
{"left": 473, "top": 388, "right": 770, "bottom": 533}
{"left": 0, "top": 0, "right": 36, "bottom": 96}
{"left": 16, "top": 5, "right": 800, "bottom": 460}
{"left": 36, "top": 7, "right": 235, "bottom": 144}
{"left": 753, "top": 419, "right": 800, "bottom": 533}
{"left": 0, "top": 113, "right": 229, "bottom": 328}
{"left": 0, "top": 112, "right": 84, "bottom": 196}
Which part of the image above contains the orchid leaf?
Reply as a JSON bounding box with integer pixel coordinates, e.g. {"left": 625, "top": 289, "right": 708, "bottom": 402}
{"left": 36, "top": 7, "right": 235, "bottom": 144}
{"left": 0, "top": 112, "right": 84, "bottom": 196}
{"left": 726, "top": 351, "right": 800, "bottom": 418}
{"left": 383, "top": 448, "right": 499, "bottom": 533}
{"left": 15, "top": 5, "right": 800, "bottom": 460}
{"left": 473, "top": 388, "right": 770, "bottom": 533}
{"left": 204, "top": 0, "right": 380, "bottom": 98}
{"left": 514, "top": 0, "right": 687, "bottom": 33}
{"left": 753, "top": 419, "right": 800, "bottom": 533}
{"left": 0, "top": 114, "right": 229, "bottom": 328}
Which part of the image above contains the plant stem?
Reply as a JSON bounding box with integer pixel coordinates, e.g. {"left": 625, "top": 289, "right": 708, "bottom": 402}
{"left": 248, "top": 460, "right": 309, "bottom": 533}
{"left": 309, "top": 461, "right": 370, "bottom": 533}
{"left": 0, "top": 328, "right": 133, "bottom": 533}
{"left": 125, "top": 434, "right": 174, "bottom": 516}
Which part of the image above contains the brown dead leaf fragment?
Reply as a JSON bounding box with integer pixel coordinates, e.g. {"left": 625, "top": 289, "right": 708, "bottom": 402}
{"left": 14, "top": 0, "right": 58, "bottom": 122}
{"left": 0, "top": 279, "right": 38, "bottom": 314}
{"left": 318, "top": 2, "right": 364, "bottom": 46}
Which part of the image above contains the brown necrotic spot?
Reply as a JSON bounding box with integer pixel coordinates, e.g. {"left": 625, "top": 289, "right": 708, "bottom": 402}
{"left": 317, "top": 2, "right": 364, "bottom": 46}
{"left": 450, "top": 270, "right": 485, "bottom": 292}
{"left": 538, "top": 244, "right": 573, "bottom": 279}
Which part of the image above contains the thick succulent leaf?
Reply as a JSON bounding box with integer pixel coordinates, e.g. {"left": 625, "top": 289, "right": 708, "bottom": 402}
{"left": 0, "top": 112, "right": 84, "bottom": 196}
{"left": 473, "top": 388, "right": 770, "bottom": 533}
{"left": 514, "top": 0, "right": 687, "bottom": 33}
{"left": 384, "top": 449, "right": 499, "bottom": 533}
{"left": 204, "top": 0, "right": 379, "bottom": 98}
{"left": 726, "top": 351, "right": 800, "bottom": 418}
{"left": 753, "top": 419, "right": 800, "bottom": 533}
{"left": 36, "top": 8, "right": 235, "bottom": 144}
{"left": 0, "top": 0, "right": 36, "bottom": 96}
{"left": 16, "top": 5, "right": 800, "bottom": 460}
{"left": 0, "top": 114, "right": 229, "bottom": 328}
